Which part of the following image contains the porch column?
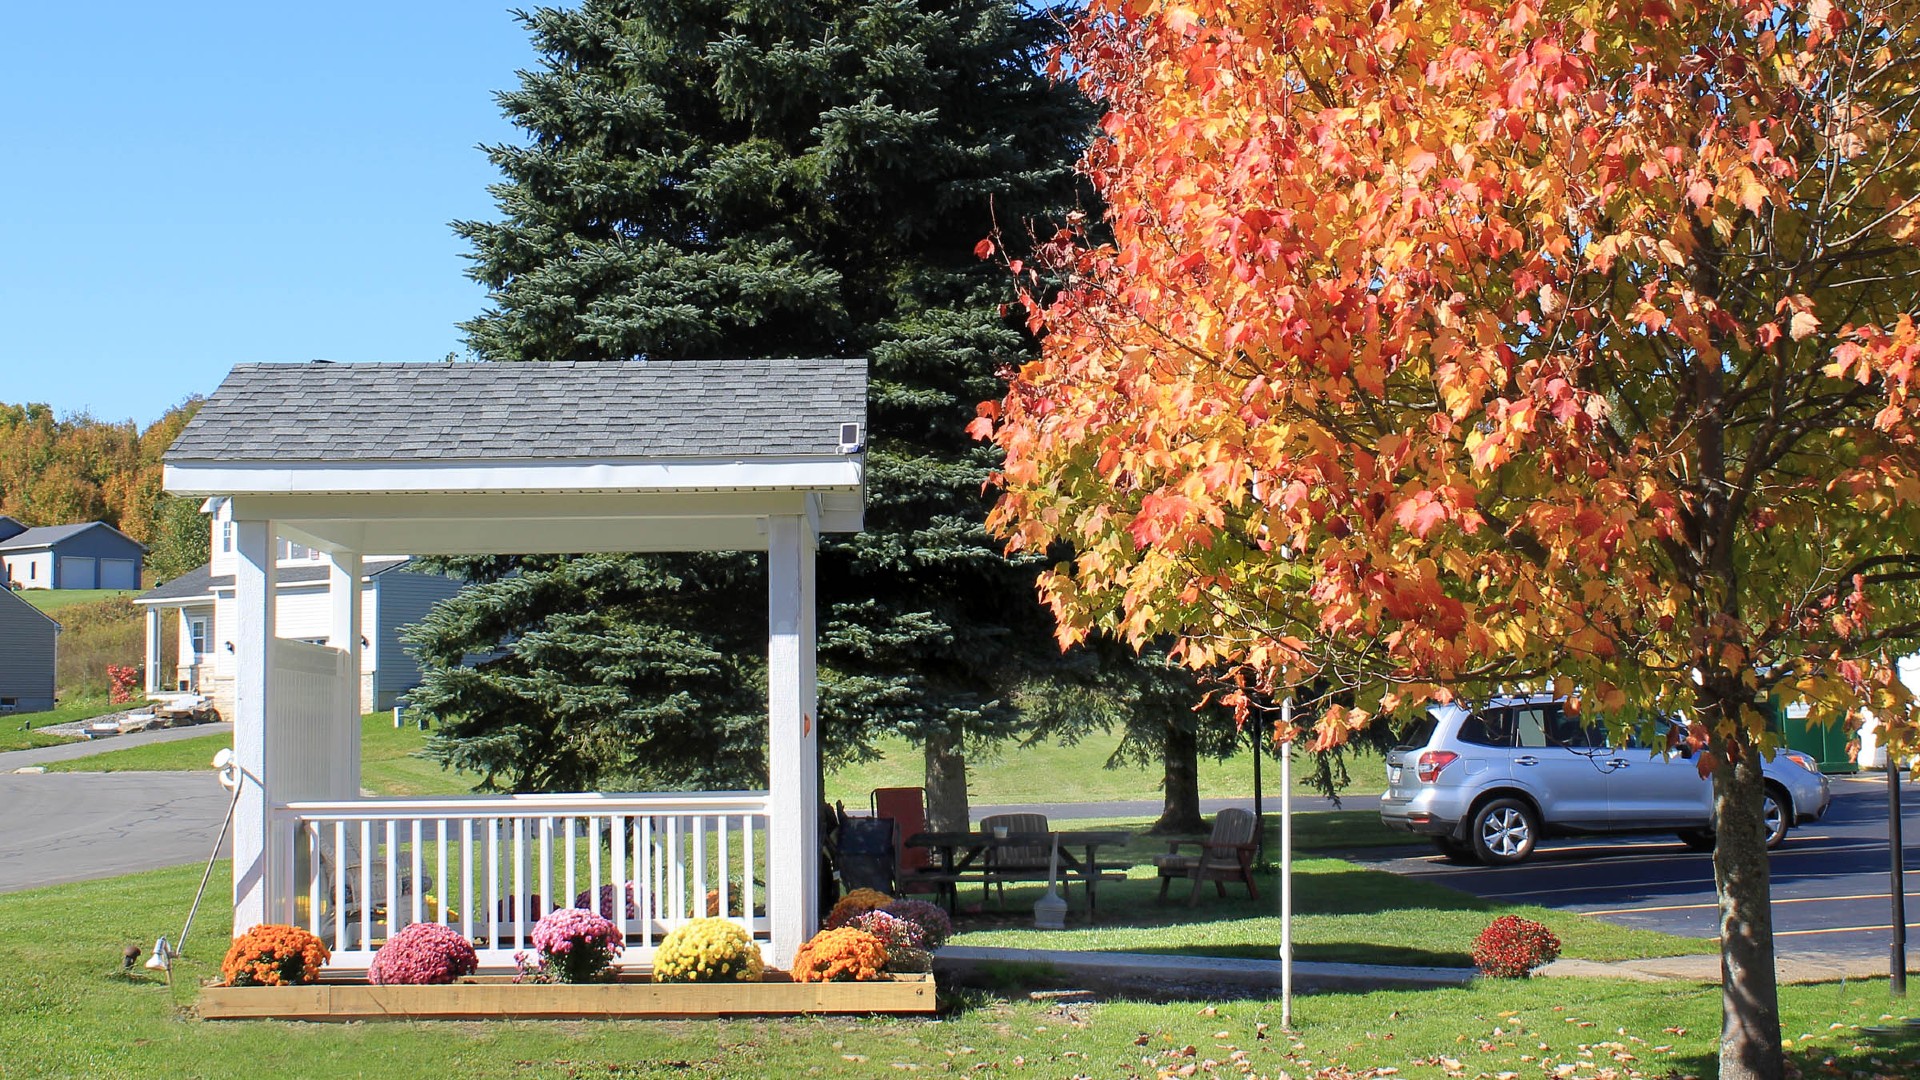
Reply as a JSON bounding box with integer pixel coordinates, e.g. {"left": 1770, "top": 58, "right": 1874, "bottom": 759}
{"left": 143, "top": 606, "right": 163, "bottom": 694}
{"left": 232, "top": 519, "right": 278, "bottom": 933}
{"left": 766, "top": 513, "right": 820, "bottom": 967}
{"left": 327, "top": 550, "right": 364, "bottom": 799}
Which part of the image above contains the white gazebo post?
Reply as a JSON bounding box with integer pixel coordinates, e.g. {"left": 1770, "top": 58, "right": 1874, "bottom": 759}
{"left": 231, "top": 517, "right": 278, "bottom": 931}
{"left": 327, "top": 550, "right": 363, "bottom": 798}
{"left": 143, "top": 606, "right": 164, "bottom": 694}
{"left": 766, "top": 511, "right": 820, "bottom": 966}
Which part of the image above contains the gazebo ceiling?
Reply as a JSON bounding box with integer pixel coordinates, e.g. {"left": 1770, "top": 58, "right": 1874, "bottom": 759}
{"left": 165, "top": 360, "right": 867, "bottom": 555}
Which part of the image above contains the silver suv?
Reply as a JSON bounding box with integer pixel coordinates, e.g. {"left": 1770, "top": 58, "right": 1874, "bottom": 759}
{"left": 1380, "top": 695, "right": 1832, "bottom": 864}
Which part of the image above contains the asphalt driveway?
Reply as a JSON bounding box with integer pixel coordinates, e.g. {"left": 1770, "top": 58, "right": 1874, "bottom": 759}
{"left": 1360, "top": 774, "right": 1920, "bottom": 963}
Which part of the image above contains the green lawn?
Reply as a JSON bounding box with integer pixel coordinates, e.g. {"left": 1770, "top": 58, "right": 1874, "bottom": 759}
{"left": 0, "top": 695, "right": 124, "bottom": 753}
{"left": 0, "top": 862, "right": 1911, "bottom": 1080}
{"left": 46, "top": 714, "right": 484, "bottom": 795}
{"left": 48, "top": 715, "right": 1373, "bottom": 808}
{"left": 944, "top": 815, "right": 1710, "bottom": 966}
{"left": 19, "top": 587, "right": 136, "bottom": 613}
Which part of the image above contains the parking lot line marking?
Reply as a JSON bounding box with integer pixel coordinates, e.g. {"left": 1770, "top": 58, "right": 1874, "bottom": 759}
{"left": 1581, "top": 892, "right": 1898, "bottom": 917}
{"left": 1775, "top": 921, "right": 1920, "bottom": 938}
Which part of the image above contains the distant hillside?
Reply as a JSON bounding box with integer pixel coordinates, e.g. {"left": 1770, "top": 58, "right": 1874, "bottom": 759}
{"left": 0, "top": 398, "right": 209, "bottom": 579}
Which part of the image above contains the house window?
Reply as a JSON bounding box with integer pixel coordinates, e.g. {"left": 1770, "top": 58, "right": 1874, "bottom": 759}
{"left": 0, "top": 698, "right": 16, "bottom": 713}
{"left": 221, "top": 522, "right": 233, "bottom": 553}
{"left": 188, "top": 617, "right": 210, "bottom": 657}
{"left": 28, "top": 563, "right": 35, "bottom": 581}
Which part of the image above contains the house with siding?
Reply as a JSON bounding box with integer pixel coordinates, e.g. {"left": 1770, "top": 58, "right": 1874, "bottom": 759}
{"left": 0, "top": 521, "right": 147, "bottom": 590}
{"left": 0, "top": 585, "right": 59, "bottom": 713}
{"left": 135, "top": 497, "right": 463, "bottom": 715}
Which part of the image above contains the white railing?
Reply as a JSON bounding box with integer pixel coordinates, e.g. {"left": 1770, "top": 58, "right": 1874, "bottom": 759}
{"left": 271, "top": 792, "right": 773, "bottom": 973}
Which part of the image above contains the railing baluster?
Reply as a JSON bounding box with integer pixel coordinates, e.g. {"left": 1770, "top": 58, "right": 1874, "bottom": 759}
{"left": 306, "top": 820, "right": 322, "bottom": 936}
{"left": 564, "top": 816, "right": 576, "bottom": 913}
{"left": 588, "top": 814, "right": 602, "bottom": 913}
{"left": 486, "top": 818, "right": 499, "bottom": 953}
{"left": 410, "top": 819, "right": 424, "bottom": 929}
{"left": 539, "top": 816, "right": 553, "bottom": 924}
{"left": 436, "top": 818, "right": 449, "bottom": 925}
{"left": 358, "top": 819, "right": 372, "bottom": 952}
{"left": 333, "top": 820, "right": 347, "bottom": 952}
{"left": 718, "top": 815, "right": 731, "bottom": 921}
{"left": 610, "top": 813, "right": 627, "bottom": 942}
{"left": 693, "top": 816, "right": 708, "bottom": 919}
{"left": 743, "top": 812, "right": 756, "bottom": 934}
{"left": 670, "top": 818, "right": 685, "bottom": 923}
{"left": 461, "top": 818, "right": 474, "bottom": 942}
{"left": 639, "top": 816, "right": 654, "bottom": 951}
{"left": 513, "top": 816, "right": 527, "bottom": 949}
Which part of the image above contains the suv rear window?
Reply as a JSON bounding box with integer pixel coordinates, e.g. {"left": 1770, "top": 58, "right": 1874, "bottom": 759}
{"left": 1394, "top": 717, "right": 1439, "bottom": 750}
{"left": 1459, "top": 710, "right": 1516, "bottom": 747}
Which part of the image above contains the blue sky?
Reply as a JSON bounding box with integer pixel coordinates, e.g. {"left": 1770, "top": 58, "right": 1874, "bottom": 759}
{"left": 0, "top": 3, "right": 540, "bottom": 426}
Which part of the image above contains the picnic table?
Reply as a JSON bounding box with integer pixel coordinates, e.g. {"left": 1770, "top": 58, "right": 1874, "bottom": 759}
{"left": 902, "top": 829, "right": 1131, "bottom": 919}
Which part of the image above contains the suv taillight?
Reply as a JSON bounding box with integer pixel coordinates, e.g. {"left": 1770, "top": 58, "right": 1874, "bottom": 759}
{"left": 1415, "top": 750, "right": 1459, "bottom": 783}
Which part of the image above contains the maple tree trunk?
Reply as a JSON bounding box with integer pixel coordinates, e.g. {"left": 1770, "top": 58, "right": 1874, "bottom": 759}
{"left": 1707, "top": 690, "right": 1785, "bottom": 1080}
{"left": 924, "top": 728, "right": 971, "bottom": 833}
{"left": 1151, "top": 720, "right": 1207, "bottom": 835}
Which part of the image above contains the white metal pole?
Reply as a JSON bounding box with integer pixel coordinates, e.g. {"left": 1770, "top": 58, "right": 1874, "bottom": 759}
{"left": 1280, "top": 695, "right": 1294, "bottom": 1028}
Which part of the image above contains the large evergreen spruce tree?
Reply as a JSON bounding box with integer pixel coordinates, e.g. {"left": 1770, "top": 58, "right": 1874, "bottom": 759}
{"left": 405, "top": 0, "right": 1093, "bottom": 820}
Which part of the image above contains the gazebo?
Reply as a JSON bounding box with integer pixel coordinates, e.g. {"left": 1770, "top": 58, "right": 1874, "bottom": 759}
{"left": 163, "top": 359, "right": 867, "bottom": 972}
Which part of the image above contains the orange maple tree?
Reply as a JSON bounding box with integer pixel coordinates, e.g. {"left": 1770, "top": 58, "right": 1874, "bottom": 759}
{"left": 978, "top": 2, "right": 1920, "bottom": 1077}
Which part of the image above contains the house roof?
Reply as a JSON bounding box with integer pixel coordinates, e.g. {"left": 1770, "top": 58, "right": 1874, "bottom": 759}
{"left": 0, "top": 521, "right": 148, "bottom": 554}
{"left": 135, "top": 556, "right": 414, "bottom": 605}
{"left": 164, "top": 360, "right": 868, "bottom": 464}
{"left": 0, "top": 515, "right": 26, "bottom": 542}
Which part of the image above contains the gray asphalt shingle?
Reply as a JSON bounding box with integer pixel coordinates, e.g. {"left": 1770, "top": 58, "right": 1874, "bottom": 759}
{"left": 165, "top": 360, "right": 868, "bottom": 463}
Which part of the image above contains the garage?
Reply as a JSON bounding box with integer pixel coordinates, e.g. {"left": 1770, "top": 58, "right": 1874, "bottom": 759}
{"left": 58, "top": 556, "right": 96, "bottom": 589}
{"left": 99, "top": 558, "right": 137, "bottom": 590}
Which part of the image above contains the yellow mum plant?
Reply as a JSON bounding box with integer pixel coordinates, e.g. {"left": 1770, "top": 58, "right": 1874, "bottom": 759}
{"left": 651, "top": 917, "right": 764, "bottom": 983}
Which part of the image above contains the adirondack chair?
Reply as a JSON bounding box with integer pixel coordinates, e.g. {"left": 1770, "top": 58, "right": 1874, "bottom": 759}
{"left": 1152, "top": 808, "right": 1262, "bottom": 906}
{"left": 978, "top": 812, "right": 1051, "bottom": 907}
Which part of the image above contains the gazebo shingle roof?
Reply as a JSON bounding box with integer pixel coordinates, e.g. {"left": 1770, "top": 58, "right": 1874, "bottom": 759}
{"left": 166, "top": 359, "right": 868, "bottom": 463}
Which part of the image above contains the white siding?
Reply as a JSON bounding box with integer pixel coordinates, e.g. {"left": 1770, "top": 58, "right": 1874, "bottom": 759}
{"left": 2, "top": 552, "right": 52, "bottom": 589}
{"left": 369, "top": 570, "right": 464, "bottom": 709}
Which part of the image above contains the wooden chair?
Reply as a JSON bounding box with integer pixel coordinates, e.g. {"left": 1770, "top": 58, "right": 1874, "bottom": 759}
{"left": 978, "top": 812, "right": 1050, "bottom": 907}
{"left": 1152, "top": 809, "right": 1261, "bottom": 906}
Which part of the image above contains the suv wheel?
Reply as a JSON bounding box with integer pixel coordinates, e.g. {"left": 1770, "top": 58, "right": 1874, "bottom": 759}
{"left": 1763, "top": 787, "right": 1790, "bottom": 849}
{"left": 1470, "top": 798, "right": 1538, "bottom": 865}
{"left": 1432, "top": 836, "right": 1480, "bottom": 864}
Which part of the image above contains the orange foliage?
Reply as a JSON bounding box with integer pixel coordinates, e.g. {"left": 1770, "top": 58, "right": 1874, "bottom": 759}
{"left": 220, "top": 924, "right": 331, "bottom": 987}
{"left": 789, "top": 927, "right": 889, "bottom": 982}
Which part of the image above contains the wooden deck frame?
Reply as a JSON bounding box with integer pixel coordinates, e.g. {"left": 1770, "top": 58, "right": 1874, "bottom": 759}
{"left": 199, "top": 972, "right": 934, "bottom": 1021}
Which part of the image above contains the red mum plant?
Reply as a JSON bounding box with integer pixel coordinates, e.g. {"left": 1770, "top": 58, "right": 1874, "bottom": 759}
{"left": 1472, "top": 916, "right": 1562, "bottom": 979}
{"left": 367, "top": 922, "right": 479, "bottom": 985}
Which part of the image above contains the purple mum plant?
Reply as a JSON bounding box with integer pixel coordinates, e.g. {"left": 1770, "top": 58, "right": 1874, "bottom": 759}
{"left": 880, "top": 899, "right": 954, "bottom": 949}
{"left": 573, "top": 882, "right": 640, "bottom": 921}
{"left": 367, "top": 923, "right": 479, "bottom": 986}
{"left": 846, "top": 910, "right": 926, "bottom": 951}
{"left": 526, "top": 906, "right": 624, "bottom": 983}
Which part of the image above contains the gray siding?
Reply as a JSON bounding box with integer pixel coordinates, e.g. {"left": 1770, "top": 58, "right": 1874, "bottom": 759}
{"left": 40, "top": 528, "right": 146, "bottom": 589}
{"left": 371, "top": 570, "right": 464, "bottom": 710}
{"left": 0, "top": 591, "right": 57, "bottom": 712}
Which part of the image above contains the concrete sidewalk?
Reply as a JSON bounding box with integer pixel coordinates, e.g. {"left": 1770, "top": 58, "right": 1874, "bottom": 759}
{"left": 935, "top": 944, "right": 1904, "bottom": 995}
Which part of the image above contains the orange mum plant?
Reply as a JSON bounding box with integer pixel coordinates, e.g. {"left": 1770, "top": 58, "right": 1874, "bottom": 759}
{"left": 823, "top": 888, "right": 892, "bottom": 929}
{"left": 220, "top": 924, "right": 331, "bottom": 987}
{"left": 790, "top": 927, "right": 889, "bottom": 982}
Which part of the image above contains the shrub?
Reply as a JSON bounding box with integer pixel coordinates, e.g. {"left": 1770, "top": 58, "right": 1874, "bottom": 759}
{"left": 791, "top": 927, "right": 889, "bottom": 982}
{"left": 220, "top": 924, "right": 330, "bottom": 987}
{"left": 573, "top": 882, "right": 639, "bottom": 921}
{"left": 1472, "top": 916, "right": 1563, "bottom": 978}
{"left": 880, "top": 899, "right": 953, "bottom": 949}
{"left": 824, "top": 888, "right": 893, "bottom": 929}
{"left": 107, "top": 664, "right": 141, "bottom": 704}
{"left": 652, "top": 917, "right": 764, "bottom": 983}
{"left": 526, "top": 906, "right": 623, "bottom": 983}
{"left": 367, "top": 923, "right": 479, "bottom": 985}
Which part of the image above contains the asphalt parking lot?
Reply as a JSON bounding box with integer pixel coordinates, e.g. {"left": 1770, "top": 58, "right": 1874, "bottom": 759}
{"left": 1361, "top": 773, "right": 1920, "bottom": 963}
